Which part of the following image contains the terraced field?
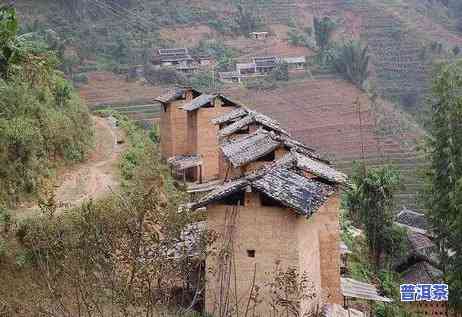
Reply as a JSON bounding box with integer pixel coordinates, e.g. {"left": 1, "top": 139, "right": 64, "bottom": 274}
{"left": 224, "top": 78, "right": 426, "bottom": 209}
{"left": 79, "top": 72, "right": 163, "bottom": 124}
{"left": 79, "top": 72, "right": 163, "bottom": 107}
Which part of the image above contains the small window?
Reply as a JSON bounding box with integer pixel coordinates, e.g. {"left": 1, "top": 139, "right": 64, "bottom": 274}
{"left": 260, "top": 192, "right": 284, "bottom": 207}
{"left": 257, "top": 151, "right": 275, "bottom": 162}
{"left": 222, "top": 191, "right": 245, "bottom": 206}
{"left": 247, "top": 250, "right": 255, "bottom": 258}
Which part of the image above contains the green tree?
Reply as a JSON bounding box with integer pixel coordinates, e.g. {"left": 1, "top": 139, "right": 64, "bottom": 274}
{"left": 334, "top": 41, "right": 369, "bottom": 90}
{"left": 344, "top": 164, "right": 402, "bottom": 270}
{"left": 270, "top": 61, "right": 289, "bottom": 81}
{"left": 424, "top": 60, "right": 462, "bottom": 311}
{"left": 0, "top": 5, "right": 19, "bottom": 78}
{"left": 313, "top": 16, "right": 335, "bottom": 52}
{"left": 234, "top": 3, "right": 262, "bottom": 35}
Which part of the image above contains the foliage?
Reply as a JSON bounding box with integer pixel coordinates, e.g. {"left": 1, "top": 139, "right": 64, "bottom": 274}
{"left": 423, "top": 60, "right": 462, "bottom": 310}
{"left": 144, "top": 66, "right": 187, "bottom": 85}
{"left": 287, "top": 26, "right": 316, "bottom": 49}
{"left": 344, "top": 163, "right": 403, "bottom": 270}
{"left": 0, "top": 7, "right": 94, "bottom": 207}
{"left": 334, "top": 41, "right": 369, "bottom": 90}
{"left": 346, "top": 235, "right": 419, "bottom": 317}
{"left": 266, "top": 265, "right": 319, "bottom": 317}
{"left": 187, "top": 71, "right": 221, "bottom": 91}
{"left": 0, "top": 115, "right": 216, "bottom": 315}
{"left": 313, "top": 17, "right": 335, "bottom": 52}
{"left": 192, "top": 40, "right": 238, "bottom": 72}
{"left": 234, "top": 3, "right": 263, "bottom": 35}
{"left": 270, "top": 62, "right": 289, "bottom": 82}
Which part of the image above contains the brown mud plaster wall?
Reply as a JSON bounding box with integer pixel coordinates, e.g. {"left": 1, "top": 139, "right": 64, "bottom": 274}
{"left": 205, "top": 191, "right": 341, "bottom": 315}
{"left": 160, "top": 99, "right": 189, "bottom": 160}
{"left": 188, "top": 99, "right": 236, "bottom": 181}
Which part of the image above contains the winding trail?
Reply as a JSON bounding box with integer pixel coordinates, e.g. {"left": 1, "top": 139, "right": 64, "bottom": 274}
{"left": 14, "top": 116, "right": 125, "bottom": 219}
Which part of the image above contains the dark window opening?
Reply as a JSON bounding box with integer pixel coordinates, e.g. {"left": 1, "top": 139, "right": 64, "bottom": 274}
{"left": 260, "top": 192, "right": 284, "bottom": 207}
{"left": 222, "top": 191, "right": 245, "bottom": 206}
{"left": 311, "top": 176, "right": 335, "bottom": 186}
{"left": 222, "top": 99, "right": 238, "bottom": 107}
{"left": 235, "top": 126, "right": 250, "bottom": 134}
{"left": 192, "top": 91, "right": 201, "bottom": 98}
{"left": 247, "top": 250, "right": 255, "bottom": 258}
{"left": 257, "top": 151, "right": 275, "bottom": 162}
{"left": 202, "top": 102, "right": 214, "bottom": 108}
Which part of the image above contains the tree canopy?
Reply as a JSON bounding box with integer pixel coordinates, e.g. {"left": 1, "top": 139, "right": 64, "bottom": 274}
{"left": 424, "top": 60, "right": 462, "bottom": 310}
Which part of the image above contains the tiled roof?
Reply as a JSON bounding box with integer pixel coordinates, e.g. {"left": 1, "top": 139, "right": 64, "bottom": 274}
{"left": 396, "top": 208, "right": 428, "bottom": 232}
{"left": 282, "top": 56, "right": 306, "bottom": 64}
{"left": 401, "top": 261, "right": 443, "bottom": 284}
{"left": 218, "top": 111, "right": 289, "bottom": 137}
{"left": 219, "top": 114, "right": 255, "bottom": 137}
{"left": 293, "top": 151, "right": 347, "bottom": 184}
{"left": 181, "top": 94, "right": 216, "bottom": 111}
{"left": 252, "top": 167, "right": 335, "bottom": 216}
{"left": 408, "top": 231, "right": 434, "bottom": 253}
{"left": 254, "top": 56, "right": 278, "bottom": 68}
{"left": 192, "top": 178, "right": 249, "bottom": 209}
{"left": 154, "top": 88, "right": 185, "bottom": 104}
{"left": 167, "top": 154, "right": 202, "bottom": 171}
{"left": 159, "top": 48, "right": 189, "bottom": 55}
{"left": 221, "top": 129, "right": 281, "bottom": 167}
{"left": 212, "top": 107, "right": 249, "bottom": 125}
{"left": 341, "top": 278, "right": 393, "bottom": 302}
{"left": 192, "top": 165, "right": 336, "bottom": 216}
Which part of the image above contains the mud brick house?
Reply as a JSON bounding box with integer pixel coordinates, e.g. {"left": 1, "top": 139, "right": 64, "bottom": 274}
{"left": 181, "top": 94, "right": 240, "bottom": 181}
{"left": 155, "top": 87, "right": 201, "bottom": 161}
{"left": 152, "top": 48, "right": 214, "bottom": 74}
{"left": 190, "top": 151, "right": 346, "bottom": 315}
{"left": 213, "top": 107, "right": 289, "bottom": 140}
{"left": 181, "top": 103, "right": 351, "bottom": 315}
{"left": 156, "top": 89, "right": 241, "bottom": 183}
{"left": 219, "top": 56, "right": 306, "bottom": 83}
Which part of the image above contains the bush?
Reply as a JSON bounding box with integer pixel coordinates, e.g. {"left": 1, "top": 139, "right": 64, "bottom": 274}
{"left": 270, "top": 62, "right": 289, "bottom": 81}
{"left": 334, "top": 41, "right": 369, "bottom": 90}
{"left": 144, "top": 66, "right": 187, "bottom": 85}
{"left": 72, "top": 73, "right": 88, "bottom": 84}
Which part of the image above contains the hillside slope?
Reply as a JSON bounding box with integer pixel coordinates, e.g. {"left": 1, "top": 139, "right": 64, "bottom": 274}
{"left": 224, "top": 78, "right": 426, "bottom": 208}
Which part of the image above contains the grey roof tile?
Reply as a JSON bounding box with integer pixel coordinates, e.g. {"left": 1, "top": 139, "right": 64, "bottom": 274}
{"left": 396, "top": 208, "right": 428, "bottom": 231}
{"left": 181, "top": 94, "right": 216, "bottom": 111}
{"left": 401, "top": 261, "right": 443, "bottom": 284}
{"left": 212, "top": 107, "right": 249, "bottom": 125}
{"left": 252, "top": 167, "right": 336, "bottom": 216}
{"left": 221, "top": 129, "right": 281, "bottom": 167}
{"left": 154, "top": 88, "right": 185, "bottom": 104}
{"left": 293, "top": 151, "right": 347, "bottom": 184}
{"left": 167, "top": 154, "right": 202, "bottom": 171}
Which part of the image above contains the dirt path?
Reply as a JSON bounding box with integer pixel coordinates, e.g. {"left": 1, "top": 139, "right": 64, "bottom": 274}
{"left": 14, "top": 116, "right": 125, "bottom": 219}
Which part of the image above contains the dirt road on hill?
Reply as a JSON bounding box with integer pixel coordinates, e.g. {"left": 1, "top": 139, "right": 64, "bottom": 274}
{"left": 15, "top": 116, "right": 125, "bottom": 219}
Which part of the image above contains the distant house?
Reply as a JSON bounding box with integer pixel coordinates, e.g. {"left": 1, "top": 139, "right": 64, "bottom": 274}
{"left": 249, "top": 31, "right": 269, "bottom": 40}
{"left": 254, "top": 56, "right": 278, "bottom": 73}
{"left": 283, "top": 56, "right": 307, "bottom": 70}
{"left": 153, "top": 48, "right": 214, "bottom": 74}
{"left": 401, "top": 261, "right": 450, "bottom": 317}
{"left": 219, "top": 56, "right": 306, "bottom": 83}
